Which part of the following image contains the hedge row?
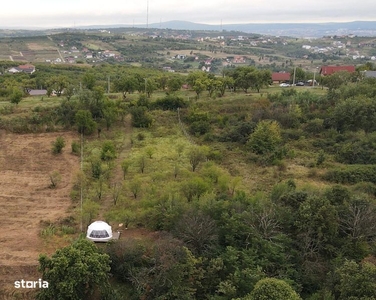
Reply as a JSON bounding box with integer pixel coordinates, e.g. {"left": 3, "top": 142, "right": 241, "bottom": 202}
{"left": 323, "top": 165, "right": 376, "bottom": 184}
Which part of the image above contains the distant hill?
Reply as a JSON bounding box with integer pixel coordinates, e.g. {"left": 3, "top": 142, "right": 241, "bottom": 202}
{"left": 69, "top": 20, "right": 376, "bottom": 37}
{"left": 1, "top": 20, "right": 376, "bottom": 38}
{"left": 145, "top": 20, "right": 376, "bottom": 37}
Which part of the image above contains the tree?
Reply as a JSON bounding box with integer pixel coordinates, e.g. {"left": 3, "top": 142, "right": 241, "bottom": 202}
{"left": 114, "top": 75, "right": 138, "bottom": 96}
{"left": 218, "top": 76, "right": 234, "bottom": 97}
{"left": 9, "top": 87, "right": 23, "bottom": 105}
{"left": 129, "top": 106, "right": 152, "bottom": 128}
{"left": 100, "top": 140, "right": 116, "bottom": 162}
{"left": 102, "top": 100, "right": 117, "bottom": 130}
{"left": 167, "top": 76, "right": 183, "bottom": 92}
{"left": 248, "top": 278, "right": 301, "bottom": 300}
{"left": 193, "top": 79, "right": 207, "bottom": 99}
{"left": 145, "top": 78, "right": 157, "bottom": 98}
{"left": 37, "top": 239, "right": 111, "bottom": 300}
{"left": 121, "top": 159, "right": 131, "bottom": 179}
{"left": 82, "top": 71, "right": 96, "bottom": 90}
{"left": 75, "top": 110, "right": 96, "bottom": 135}
{"left": 64, "top": 83, "right": 75, "bottom": 101}
{"left": 247, "top": 120, "right": 282, "bottom": 155}
{"left": 188, "top": 146, "right": 207, "bottom": 172}
{"left": 335, "top": 260, "right": 376, "bottom": 300}
{"left": 181, "top": 176, "right": 209, "bottom": 202}
{"left": 322, "top": 71, "right": 351, "bottom": 91}
{"left": 46, "top": 75, "right": 68, "bottom": 96}
{"left": 174, "top": 210, "right": 218, "bottom": 255}
{"left": 129, "top": 177, "right": 142, "bottom": 199}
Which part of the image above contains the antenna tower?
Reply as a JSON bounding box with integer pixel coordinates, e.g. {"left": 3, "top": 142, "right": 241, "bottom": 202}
{"left": 146, "top": 0, "right": 149, "bottom": 28}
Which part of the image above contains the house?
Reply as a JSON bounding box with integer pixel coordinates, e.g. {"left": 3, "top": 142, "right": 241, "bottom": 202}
{"left": 27, "top": 89, "right": 47, "bottom": 96}
{"left": 319, "top": 65, "right": 355, "bottom": 76}
{"left": 272, "top": 72, "right": 291, "bottom": 84}
{"left": 8, "top": 64, "right": 35, "bottom": 74}
{"left": 363, "top": 70, "right": 376, "bottom": 78}
{"left": 233, "top": 56, "right": 246, "bottom": 64}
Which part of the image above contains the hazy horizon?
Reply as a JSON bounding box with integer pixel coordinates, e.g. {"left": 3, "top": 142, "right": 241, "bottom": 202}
{"left": 1, "top": 0, "right": 376, "bottom": 29}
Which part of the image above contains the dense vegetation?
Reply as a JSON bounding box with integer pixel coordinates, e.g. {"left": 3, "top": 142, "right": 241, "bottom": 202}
{"left": 1, "top": 60, "right": 376, "bottom": 299}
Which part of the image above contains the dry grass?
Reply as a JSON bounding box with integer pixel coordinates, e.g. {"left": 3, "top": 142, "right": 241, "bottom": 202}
{"left": 0, "top": 131, "right": 80, "bottom": 292}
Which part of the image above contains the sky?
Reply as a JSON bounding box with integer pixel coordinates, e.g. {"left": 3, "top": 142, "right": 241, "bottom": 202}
{"left": 1, "top": 0, "right": 376, "bottom": 28}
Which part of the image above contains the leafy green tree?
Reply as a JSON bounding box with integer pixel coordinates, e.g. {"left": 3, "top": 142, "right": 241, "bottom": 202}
{"left": 102, "top": 100, "right": 117, "bottom": 130}
{"left": 291, "top": 67, "right": 307, "bottom": 83}
{"left": 56, "top": 100, "right": 78, "bottom": 128}
{"left": 100, "top": 140, "right": 116, "bottom": 161}
{"left": 114, "top": 75, "right": 138, "bottom": 96}
{"left": 9, "top": 87, "right": 23, "bottom": 105}
{"left": 249, "top": 69, "right": 271, "bottom": 93}
{"left": 37, "top": 239, "right": 111, "bottom": 300}
{"left": 188, "top": 146, "right": 207, "bottom": 172}
{"left": 247, "top": 120, "right": 282, "bottom": 154}
{"left": 46, "top": 75, "right": 68, "bottom": 96}
{"left": 322, "top": 71, "right": 352, "bottom": 91}
{"left": 193, "top": 79, "right": 207, "bottom": 99}
{"left": 64, "top": 83, "right": 75, "bottom": 101}
{"left": 82, "top": 71, "right": 96, "bottom": 90}
{"left": 335, "top": 260, "right": 376, "bottom": 300}
{"left": 145, "top": 78, "right": 157, "bottom": 98}
{"left": 248, "top": 278, "right": 301, "bottom": 300}
{"left": 181, "top": 176, "right": 209, "bottom": 202}
{"left": 167, "top": 76, "right": 183, "bottom": 92}
{"left": 130, "top": 106, "right": 152, "bottom": 128}
{"left": 75, "top": 110, "right": 96, "bottom": 135}
{"left": 217, "top": 76, "right": 234, "bottom": 97}
{"left": 129, "top": 177, "right": 142, "bottom": 199}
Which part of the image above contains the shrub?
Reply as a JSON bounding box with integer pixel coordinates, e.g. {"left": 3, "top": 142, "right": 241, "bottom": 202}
{"left": 71, "top": 141, "right": 80, "bottom": 155}
{"left": 137, "top": 133, "right": 145, "bottom": 141}
{"left": 130, "top": 106, "right": 152, "bottom": 128}
{"left": 100, "top": 141, "right": 116, "bottom": 161}
{"left": 247, "top": 120, "right": 282, "bottom": 155}
{"left": 189, "top": 120, "right": 210, "bottom": 136}
{"left": 323, "top": 165, "right": 376, "bottom": 184}
{"left": 52, "top": 136, "right": 66, "bottom": 154}
{"left": 153, "top": 95, "right": 187, "bottom": 110}
{"left": 49, "top": 171, "right": 61, "bottom": 188}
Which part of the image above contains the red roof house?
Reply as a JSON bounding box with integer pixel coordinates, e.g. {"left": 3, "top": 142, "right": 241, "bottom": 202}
{"left": 319, "top": 65, "right": 355, "bottom": 76}
{"left": 272, "top": 72, "right": 290, "bottom": 83}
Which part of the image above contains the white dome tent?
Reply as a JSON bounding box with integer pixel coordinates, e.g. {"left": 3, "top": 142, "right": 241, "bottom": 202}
{"left": 86, "top": 221, "right": 113, "bottom": 242}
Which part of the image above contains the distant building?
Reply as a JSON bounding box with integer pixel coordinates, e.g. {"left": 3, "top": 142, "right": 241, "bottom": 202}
{"left": 363, "top": 70, "right": 376, "bottom": 78}
{"left": 233, "top": 56, "right": 246, "bottom": 64}
{"left": 27, "top": 89, "right": 47, "bottom": 96}
{"left": 8, "top": 64, "right": 35, "bottom": 74}
{"left": 319, "top": 65, "right": 355, "bottom": 76}
{"left": 272, "top": 72, "right": 290, "bottom": 84}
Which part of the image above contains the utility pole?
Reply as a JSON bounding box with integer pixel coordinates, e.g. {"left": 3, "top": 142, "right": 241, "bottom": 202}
{"left": 313, "top": 71, "right": 316, "bottom": 87}
{"left": 293, "top": 66, "right": 296, "bottom": 86}
{"left": 80, "top": 130, "right": 83, "bottom": 232}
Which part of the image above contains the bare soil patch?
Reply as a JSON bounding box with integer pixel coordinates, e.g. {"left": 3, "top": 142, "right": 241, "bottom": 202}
{"left": 0, "top": 131, "right": 79, "bottom": 291}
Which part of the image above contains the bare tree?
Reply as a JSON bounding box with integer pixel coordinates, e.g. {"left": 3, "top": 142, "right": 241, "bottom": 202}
{"left": 174, "top": 211, "right": 218, "bottom": 255}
